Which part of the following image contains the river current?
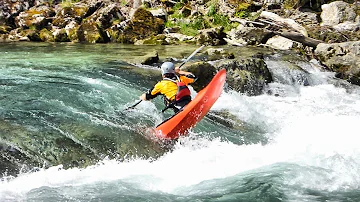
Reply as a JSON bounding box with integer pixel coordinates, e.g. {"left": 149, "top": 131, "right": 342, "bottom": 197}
{"left": 0, "top": 43, "right": 359, "bottom": 202}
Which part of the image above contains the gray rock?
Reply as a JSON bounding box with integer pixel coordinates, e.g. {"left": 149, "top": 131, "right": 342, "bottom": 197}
{"left": 321, "top": 1, "right": 358, "bottom": 26}
{"left": 315, "top": 41, "right": 360, "bottom": 85}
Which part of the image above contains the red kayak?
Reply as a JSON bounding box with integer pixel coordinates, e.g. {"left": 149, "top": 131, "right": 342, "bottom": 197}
{"left": 153, "top": 69, "right": 226, "bottom": 139}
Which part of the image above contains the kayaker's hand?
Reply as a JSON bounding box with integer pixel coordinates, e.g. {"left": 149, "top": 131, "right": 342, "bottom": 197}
{"left": 175, "top": 67, "right": 180, "bottom": 73}
{"left": 139, "top": 93, "right": 147, "bottom": 100}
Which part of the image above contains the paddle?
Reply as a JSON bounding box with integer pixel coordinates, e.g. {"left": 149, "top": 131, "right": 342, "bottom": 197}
{"left": 178, "top": 45, "right": 205, "bottom": 69}
{"left": 125, "top": 99, "right": 142, "bottom": 110}
{"left": 125, "top": 45, "right": 205, "bottom": 111}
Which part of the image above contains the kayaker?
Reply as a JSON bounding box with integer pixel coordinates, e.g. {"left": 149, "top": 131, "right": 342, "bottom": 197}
{"left": 139, "top": 62, "right": 197, "bottom": 113}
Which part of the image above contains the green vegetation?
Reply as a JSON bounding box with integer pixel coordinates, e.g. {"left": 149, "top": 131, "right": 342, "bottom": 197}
{"left": 165, "top": 0, "right": 236, "bottom": 36}
{"left": 234, "top": 2, "right": 251, "bottom": 18}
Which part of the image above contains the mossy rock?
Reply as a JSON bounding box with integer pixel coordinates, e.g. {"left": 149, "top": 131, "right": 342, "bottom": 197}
{"left": 135, "top": 34, "right": 168, "bottom": 45}
{"left": 0, "top": 25, "right": 12, "bottom": 34}
{"left": 39, "top": 28, "right": 54, "bottom": 42}
{"left": 182, "top": 62, "right": 217, "bottom": 91}
{"left": 117, "top": 8, "right": 165, "bottom": 44}
{"left": 54, "top": 28, "right": 70, "bottom": 42}
{"left": 307, "top": 25, "right": 360, "bottom": 43}
{"left": 77, "top": 21, "right": 109, "bottom": 43}
{"left": 53, "top": 3, "right": 89, "bottom": 28}
{"left": 15, "top": 6, "right": 54, "bottom": 30}
{"left": 213, "top": 57, "right": 272, "bottom": 95}
{"left": 21, "top": 29, "right": 41, "bottom": 41}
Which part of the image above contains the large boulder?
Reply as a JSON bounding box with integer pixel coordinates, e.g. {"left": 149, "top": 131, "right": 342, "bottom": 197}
{"left": 182, "top": 62, "right": 217, "bottom": 91}
{"left": 115, "top": 7, "right": 165, "bottom": 43}
{"left": 315, "top": 41, "right": 360, "bottom": 85}
{"left": 77, "top": 20, "right": 109, "bottom": 43}
{"left": 212, "top": 57, "right": 273, "bottom": 95}
{"left": 320, "top": 1, "right": 358, "bottom": 27}
{"left": 15, "top": 5, "right": 55, "bottom": 29}
{"left": 0, "top": 0, "right": 35, "bottom": 27}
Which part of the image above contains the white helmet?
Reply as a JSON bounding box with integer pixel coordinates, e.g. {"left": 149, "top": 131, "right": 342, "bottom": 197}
{"left": 161, "top": 62, "right": 175, "bottom": 75}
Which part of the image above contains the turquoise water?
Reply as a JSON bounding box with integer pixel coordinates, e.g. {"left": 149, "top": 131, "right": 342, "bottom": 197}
{"left": 1, "top": 43, "right": 360, "bottom": 201}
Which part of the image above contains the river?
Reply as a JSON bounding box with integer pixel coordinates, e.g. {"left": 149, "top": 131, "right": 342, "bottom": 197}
{"left": 0, "top": 42, "right": 360, "bottom": 201}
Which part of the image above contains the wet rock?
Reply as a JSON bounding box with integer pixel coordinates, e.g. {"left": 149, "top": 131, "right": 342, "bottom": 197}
{"left": 182, "top": 62, "right": 217, "bottom": 91}
{"left": 204, "top": 47, "right": 235, "bottom": 60}
{"left": 134, "top": 34, "right": 168, "bottom": 45}
{"left": 141, "top": 51, "right": 159, "bottom": 65}
{"left": 212, "top": 57, "right": 272, "bottom": 95}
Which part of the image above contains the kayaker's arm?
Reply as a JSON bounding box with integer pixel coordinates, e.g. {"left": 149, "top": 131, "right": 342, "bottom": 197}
{"left": 140, "top": 88, "right": 160, "bottom": 101}
{"left": 175, "top": 67, "right": 197, "bottom": 80}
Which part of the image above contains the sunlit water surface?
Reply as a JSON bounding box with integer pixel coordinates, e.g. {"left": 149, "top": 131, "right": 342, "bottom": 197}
{"left": 1, "top": 43, "right": 360, "bottom": 202}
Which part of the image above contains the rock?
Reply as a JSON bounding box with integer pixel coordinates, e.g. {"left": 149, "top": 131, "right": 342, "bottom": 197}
{"left": 266, "top": 35, "right": 297, "bottom": 50}
{"left": 116, "top": 7, "right": 164, "bottom": 43}
{"left": 194, "top": 26, "right": 227, "bottom": 46}
{"left": 141, "top": 51, "right": 159, "bottom": 65}
{"left": 149, "top": 8, "right": 167, "bottom": 21}
{"left": 52, "top": 1, "right": 101, "bottom": 28}
{"left": 15, "top": 5, "right": 55, "bottom": 30}
{"left": 77, "top": 20, "right": 109, "bottom": 43}
{"left": 39, "top": 28, "right": 54, "bottom": 42}
{"left": 134, "top": 34, "right": 168, "bottom": 45}
{"left": 53, "top": 27, "right": 69, "bottom": 42}
{"left": 164, "top": 33, "right": 194, "bottom": 43}
{"left": 286, "top": 9, "right": 318, "bottom": 26}
{"left": 307, "top": 25, "right": 360, "bottom": 43}
{"left": 0, "top": 0, "right": 35, "bottom": 27}
{"left": 65, "top": 20, "right": 79, "bottom": 42}
{"left": 204, "top": 47, "right": 235, "bottom": 60}
{"left": 181, "top": 62, "right": 217, "bottom": 91}
{"left": 320, "top": 1, "right": 358, "bottom": 27}
{"left": 333, "top": 21, "right": 360, "bottom": 32}
{"left": 315, "top": 41, "right": 360, "bottom": 85}
{"left": 212, "top": 57, "right": 272, "bottom": 95}
{"left": 92, "top": 3, "right": 125, "bottom": 30}
{"left": 227, "top": 24, "right": 274, "bottom": 46}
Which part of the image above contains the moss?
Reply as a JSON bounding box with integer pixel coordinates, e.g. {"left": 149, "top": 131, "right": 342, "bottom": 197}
{"left": 54, "top": 29, "right": 70, "bottom": 42}
{"left": 78, "top": 22, "right": 103, "bottom": 43}
{"left": 39, "top": 28, "right": 54, "bottom": 42}
{"left": 118, "top": 8, "right": 164, "bottom": 43}
{"left": 141, "top": 35, "right": 167, "bottom": 45}
{"left": 67, "top": 25, "right": 80, "bottom": 42}
{"left": 0, "top": 25, "right": 11, "bottom": 34}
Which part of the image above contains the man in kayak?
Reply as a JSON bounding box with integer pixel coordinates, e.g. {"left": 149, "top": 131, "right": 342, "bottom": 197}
{"left": 139, "top": 62, "right": 197, "bottom": 113}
